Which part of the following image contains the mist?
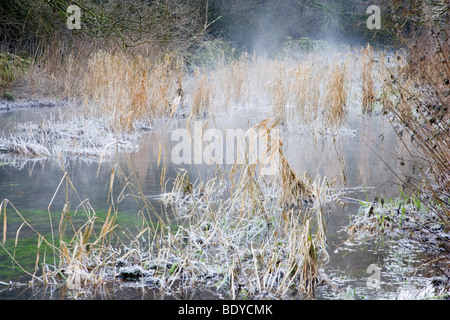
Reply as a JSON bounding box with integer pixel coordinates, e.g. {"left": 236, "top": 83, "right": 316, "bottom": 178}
{"left": 206, "top": 0, "right": 373, "bottom": 56}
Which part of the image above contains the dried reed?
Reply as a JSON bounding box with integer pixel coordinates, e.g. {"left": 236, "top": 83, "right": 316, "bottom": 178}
{"left": 361, "top": 44, "right": 375, "bottom": 114}
{"left": 323, "top": 61, "right": 348, "bottom": 128}
{"left": 81, "top": 51, "right": 183, "bottom": 131}
{"left": 191, "top": 70, "right": 212, "bottom": 116}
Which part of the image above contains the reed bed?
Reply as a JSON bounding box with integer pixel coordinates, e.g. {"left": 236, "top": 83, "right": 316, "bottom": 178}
{"left": 184, "top": 50, "right": 356, "bottom": 135}
{"left": 191, "top": 70, "right": 212, "bottom": 116}
{"left": 0, "top": 45, "right": 411, "bottom": 183}
{"left": 81, "top": 51, "right": 183, "bottom": 131}
{"left": 323, "top": 61, "right": 348, "bottom": 128}
{"left": 24, "top": 39, "right": 184, "bottom": 133}
{"left": 185, "top": 54, "right": 253, "bottom": 113}
{"left": 16, "top": 40, "right": 378, "bottom": 137}
{"left": 271, "top": 53, "right": 353, "bottom": 132}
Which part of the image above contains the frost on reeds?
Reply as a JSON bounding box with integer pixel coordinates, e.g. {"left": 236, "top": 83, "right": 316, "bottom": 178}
{"left": 265, "top": 53, "right": 352, "bottom": 133}
{"left": 154, "top": 134, "right": 330, "bottom": 298}
{"left": 0, "top": 116, "right": 141, "bottom": 160}
{"left": 0, "top": 120, "right": 331, "bottom": 299}
{"left": 184, "top": 51, "right": 354, "bottom": 134}
{"left": 154, "top": 122, "right": 330, "bottom": 298}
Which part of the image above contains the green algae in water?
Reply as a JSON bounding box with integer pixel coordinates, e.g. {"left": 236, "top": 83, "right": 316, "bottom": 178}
{"left": 0, "top": 236, "right": 55, "bottom": 281}
{"left": 0, "top": 206, "right": 145, "bottom": 282}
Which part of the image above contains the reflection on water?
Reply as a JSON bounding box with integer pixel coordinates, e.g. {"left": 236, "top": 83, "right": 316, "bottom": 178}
{"left": 0, "top": 107, "right": 433, "bottom": 300}
{"left": 285, "top": 113, "right": 407, "bottom": 197}
{"left": 1, "top": 108, "right": 408, "bottom": 210}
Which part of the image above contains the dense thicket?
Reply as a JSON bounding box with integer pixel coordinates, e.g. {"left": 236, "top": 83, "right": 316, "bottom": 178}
{"left": 206, "top": 0, "right": 449, "bottom": 52}
{"left": 1, "top": 0, "right": 448, "bottom": 56}
{"left": 0, "top": 0, "right": 207, "bottom": 53}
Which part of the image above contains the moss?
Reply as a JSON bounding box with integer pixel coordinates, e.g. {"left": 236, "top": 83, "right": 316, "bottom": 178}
{"left": 3, "top": 92, "right": 14, "bottom": 101}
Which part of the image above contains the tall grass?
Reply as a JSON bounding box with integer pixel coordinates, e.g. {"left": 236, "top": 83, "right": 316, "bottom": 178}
{"left": 184, "top": 50, "right": 354, "bottom": 133}
{"left": 18, "top": 39, "right": 364, "bottom": 137}
{"left": 288, "top": 59, "right": 321, "bottom": 126}
{"left": 323, "top": 60, "right": 348, "bottom": 128}
{"left": 23, "top": 39, "right": 184, "bottom": 132}
{"left": 81, "top": 51, "right": 183, "bottom": 131}
{"left": 268, "top": 53, "right": 353, "bottom": 132}
{"left": 361, "top": 44, "right": 375, "bottom": 114}
{"left": 191, "top": 70, "right": 212, "bottom": 116}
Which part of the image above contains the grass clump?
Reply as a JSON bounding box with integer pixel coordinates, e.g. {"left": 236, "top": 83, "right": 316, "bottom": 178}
{"left": 2, "top": 92, "right": 14, "bottom": 101}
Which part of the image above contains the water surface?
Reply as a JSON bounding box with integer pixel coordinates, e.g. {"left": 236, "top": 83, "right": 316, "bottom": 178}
{"left": 0, "top": 107, "right": 436, "bottom": 300}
